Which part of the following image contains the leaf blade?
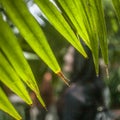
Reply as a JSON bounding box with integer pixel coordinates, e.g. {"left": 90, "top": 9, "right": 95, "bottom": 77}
{"left": 0, "top": 0, "right": 70, "bottom": 86}
{"left": 34, "top": 0, "right": 87, "bottom": 58}
{"left": 112, "top": 0, "right": 120, "bottom": 23}
{"left": 57, "top": 0, "right": 91, "bottom": 49}
{"left": 95, "top": 0, "right": 108, "bottom": 70}
{"left": 78, "top": 0, "right": 99, "bottom": 74}
{"left": 0, "top": 52, "right": 32, "bottom": 105}
{"left": 0, "top": 14, "right": 45, "bottom": 107}
{"left": 0, "top": 87, "right": 22, "bottom": 120}
{"left": 0, "top": 0, "right": 61, "bottom": 73}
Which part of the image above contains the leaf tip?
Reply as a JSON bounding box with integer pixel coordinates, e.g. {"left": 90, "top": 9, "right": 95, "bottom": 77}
{"left": 44, "top": 106, "right": 48, "bottom": 111}
{"left": 57, "top": 71, "right": 70, "bottom": 87}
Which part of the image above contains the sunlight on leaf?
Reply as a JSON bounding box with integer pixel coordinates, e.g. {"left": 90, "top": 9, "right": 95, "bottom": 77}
{"left": 112, "top": 0, "right": 120, "bottom": 23}
{"left": 0, "top": 0, "right": 60, "bottom": 73}
{"left": 0, "top": 0, "right": 70, "bottom": 86}
{"left": 0, "top": 87, "right": 22, "bottom": 120}
{"left": 0, "top": 14, "right": 45, "bottom": 108}
{"left": 0, "top": 52, "right": 32, "bottom": 105}
{"left": 89, "top": 0, "right": 108, "bottom": 75}
{"left": 0, "top": 1, "right": 110, "bottom": 119}
{"left": 85, "top": 0, "right": 99, "bottom": 75}
{"left": 75, "top": 0, "right": 107, "bottom": 75}
{"left": 95, "top": 0, "right": 108, "bottom": 76}
{"left": 57, "top": 0, "right": 91, "bottom": 49}
{"left": 34, "top": 0, "right": 87, "bottom": 58}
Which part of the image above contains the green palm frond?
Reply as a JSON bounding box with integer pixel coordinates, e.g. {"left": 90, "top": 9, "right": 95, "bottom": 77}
{"left": 56, "top": 0, "right": 108, "bottom": 75}
{"left": 0, "top": 0, "right": 112, "bottom": 119}
{"left": 0, "top": 87, "right": 22, "bottom": 120}
{"left": 0, "top": 14, "right": 45, "bottom": 108}
{"left": 112, "top": 0, "right": 120, "bottom": 23}
{"left": 34, "top": 0, "right": 88, "bottom": 58}
{"left": 0, "top": 52, "right": 32, "bottom": 105}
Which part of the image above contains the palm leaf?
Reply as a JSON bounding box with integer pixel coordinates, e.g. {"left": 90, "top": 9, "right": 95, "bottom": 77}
{"left": 0, "top": 87, "right": 22, "bottom": 120}
{"left": 57, "top": 0, "right": 104, "bottom": 74}
{"left": 34, "top": 0, "right": 87, "bottom": 58}
{"left": 0, "top": 0, "right": 110, "bottom": 119}
{"left": 0, "top": 0, "right": 71, "bottom": 86}
{"left": 0, "top": 14, "right": 45, "bottom": 108}
{"left": 85, "top": 0, "right": 100, "bottom": 75}
{"left": 35, "top": 0, "right": 108, "bottom": 75}
{"left": 57, "top": 0, "right": 91, "bottom": 49}
{"left": 0, "top": 52, "right": 32, "bottom": 105}
{"left": 95, "top": 0, "right": 108, "bottom": 76}
{"left": 90, "top": 0, "right": 108, "bottom": 74}
{"left": 78, "top": 0, "right": 107, "bottom": 75}
{"left": 0, "top": 0, "right": 60, "bottom": 72}
{"left": 112, "top": 0, "right": 120, "bottom": 23}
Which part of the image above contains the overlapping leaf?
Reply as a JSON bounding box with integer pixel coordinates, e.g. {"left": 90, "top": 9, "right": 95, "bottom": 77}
{"left": 34, "top": 0, "right": 87, "bottom": 58}
{"left": 88, "top": 0, "right": 108, "bottom": 74}
{"left": 57, "top": 0, "right": 108, "bottom": 75}
{"left": 112, "top": 0, "right": 120, "bottom": 23}
{"left": 0, "top": 52, "right": 32, "bottom": 105}
{"left": 56, "top": 0, "right": 98, "bottom": 72}
{"left": 0, "top": 0, "right": 70, "bottom": 86}
{"left": 82, "top": 0, "right": 100, "bottom": 75}
{"left": 0, "top": 14, "right": 45, "bottom": 108}
{"left": 95, "top": 0, "right": 108, "bottom": 75}
{"left": 57, "top": 0, "right": 91, "bottom": 49}
{"left": 0, "top": 0, "right": 109, "bottom": 119}
{"left": 0, "top": 0, "right": 61, "bottom": 73}
{"left": 0, "top": 87, "right": 21, "bottom": 120}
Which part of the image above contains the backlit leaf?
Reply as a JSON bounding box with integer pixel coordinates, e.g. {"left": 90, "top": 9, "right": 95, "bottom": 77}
{"left": 0, "top": 52, "right": 32, "bottom": 105}
{"left": 0, "top": 87, "right": 22, "bottom": 120}
{"left": 34, "top": 0, "right": 87, "bottom": 58}
{"left": 0, "top": 0, "right": 70, "bottom": 86}
{"left": 112, "top": 0, "right": 120, "bottom": 23}
{"left": 57, "top": 0, "right": 91, "bottom": 49}
{"left": 0, "top": 0, "right": 60, "bottom": 73}
{"left": 0, "top": 14, "right": 45, "bottom": 108}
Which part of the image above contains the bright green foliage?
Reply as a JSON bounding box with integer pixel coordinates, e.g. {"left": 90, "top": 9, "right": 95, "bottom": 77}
{"left": 0, "top": 15, "right": 38, "bottom": 93}
{"left": 112, "top": 0, "right": 120, "bottom": 23}
{"left": 0, "top": 14, "right": 45, "bottom": 108}
{"left": 34, "top": 0, "right": 88, "bottom": 58}
{"left": 57, "top": 0, "right": 108, "bottom": 75}
{"left": 81, "top": 0, "right": 99, "bottom": 74}
{"left": 0, "top": 87, "right": 22, "bottom": 120}
{"left": 0, "top": 0, "right": 61, "bottom": 74}
{"left": 95, "top": 0, "right": 108, "bottom": 66}
{"left": 57, "top": 0, "right": 91, "bottom": 49}
{"left": 0, "top": 0, "right": 118, "bottom": 119}
{"left": 34, "top": 0, "right": 108, "bottom": 75}
{"left": 0, "top": 52, "right": 32, "bottom": 105}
